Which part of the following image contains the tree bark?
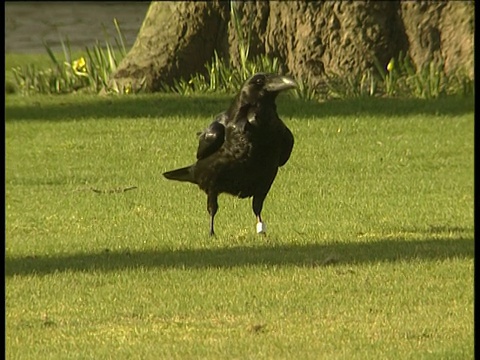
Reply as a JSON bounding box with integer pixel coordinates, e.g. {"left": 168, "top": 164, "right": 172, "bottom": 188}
{"left": 400, "top": 1, "right": 474, "bottom": 78}
{"left": 110, "top": 0, "right": 474, "bottom": 93}
{"left": 111, "top": 1, "right": 229, "bottom": 92}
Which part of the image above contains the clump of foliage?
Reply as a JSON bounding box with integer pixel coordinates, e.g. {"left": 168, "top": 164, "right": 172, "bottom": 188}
{"left": 11, "top": 19, "right": 134, "bottom": 95}
{"left": 323, "top": 52, "right": 474, "bottom": 100}
{"left": 8, "top": 11, "right": 473, "bottom": 100}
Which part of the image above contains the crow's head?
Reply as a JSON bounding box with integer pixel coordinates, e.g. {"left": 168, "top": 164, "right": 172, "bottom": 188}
{"left": 240, "top": 73, "right": 297, "bottom": 105}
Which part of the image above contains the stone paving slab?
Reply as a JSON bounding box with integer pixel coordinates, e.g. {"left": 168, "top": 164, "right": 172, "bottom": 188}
{"left": 5, "top": 2, "right": 150, "bottom": 54}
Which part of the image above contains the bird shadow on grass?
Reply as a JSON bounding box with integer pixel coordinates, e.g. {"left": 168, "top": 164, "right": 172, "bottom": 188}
{"left": 5, "top": 94, "right": 473, "bottom": 123}
{"left": 5, "top": 235, "right": 473, "bottom": 277}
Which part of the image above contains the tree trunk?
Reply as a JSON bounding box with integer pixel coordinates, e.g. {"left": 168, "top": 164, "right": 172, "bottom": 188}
{"left": 400, "top": 1, "right": 474, "bottom": 77}
{"left": 111, "top": 0, "right": 474, "bottom": 93}
{"left": 111, "top": 1, "right": 229, "bottom": 92}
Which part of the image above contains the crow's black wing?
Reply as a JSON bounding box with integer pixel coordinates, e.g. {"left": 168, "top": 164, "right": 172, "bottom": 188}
{"left": 196, "top": 112, "right": 228, "bottom": 160}
{"left": 279, "top": 126, "right": 294, "bottom": 167}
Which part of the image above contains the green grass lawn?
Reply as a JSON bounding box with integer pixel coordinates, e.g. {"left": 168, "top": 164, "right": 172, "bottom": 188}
{"left": 5, "top": 91, "right": 474, "bottom": 359}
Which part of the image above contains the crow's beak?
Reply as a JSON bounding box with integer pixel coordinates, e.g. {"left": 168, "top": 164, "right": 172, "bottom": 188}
{"left": 265, "top": 75, "right": 298, "bottom": 92}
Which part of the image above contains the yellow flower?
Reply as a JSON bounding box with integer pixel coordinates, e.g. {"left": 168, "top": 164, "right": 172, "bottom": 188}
{"left": 72, "top": 57, "right": 87, "bottom": 74}
{"left": 386, "top": 58, "right": 395, "bottom": 72}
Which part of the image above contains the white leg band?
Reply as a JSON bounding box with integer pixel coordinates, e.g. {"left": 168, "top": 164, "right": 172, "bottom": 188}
{"left": 256, "top": 222, "right": 266, "bottom": 234}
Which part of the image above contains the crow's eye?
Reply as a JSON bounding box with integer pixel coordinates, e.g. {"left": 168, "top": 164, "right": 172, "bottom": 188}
{"left": 253, "top": 75, "right": 265, "bottom": 86}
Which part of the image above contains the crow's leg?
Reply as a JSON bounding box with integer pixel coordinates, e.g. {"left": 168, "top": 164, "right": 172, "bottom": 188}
{"left": 252, "top": 194, "right": 267, "bottom": 234}
{"left": 207, "top": 192, "right": 219, "bottom": 236}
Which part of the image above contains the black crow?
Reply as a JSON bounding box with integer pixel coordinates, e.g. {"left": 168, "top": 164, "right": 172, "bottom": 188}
{"left": 163, "top": 73, "right": 297, "bottom": 236}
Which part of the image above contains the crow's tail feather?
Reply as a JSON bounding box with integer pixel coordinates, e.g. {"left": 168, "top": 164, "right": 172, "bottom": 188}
{"left": 163, "top": 165, "right": 196, "bottom": 184}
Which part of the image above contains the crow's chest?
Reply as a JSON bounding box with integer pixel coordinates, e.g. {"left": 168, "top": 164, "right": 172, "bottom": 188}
{"left": 224, "top": 125, "right": 281, "bottom": 163}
